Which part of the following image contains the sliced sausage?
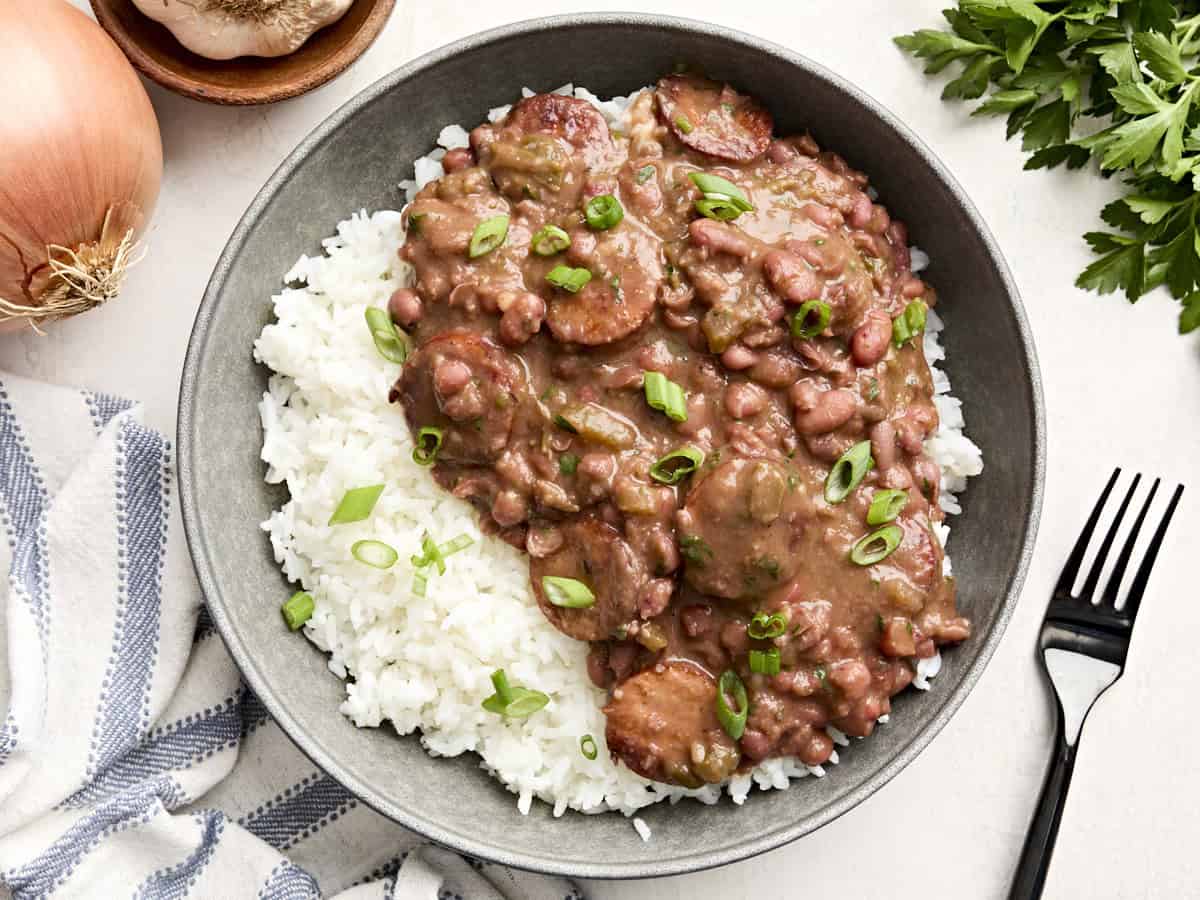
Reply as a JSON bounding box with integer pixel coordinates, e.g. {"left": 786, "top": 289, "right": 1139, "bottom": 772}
{"left": 529, "top": 516, "right": 645, "bottom": 641}
{"left": 505, "top": 93, "right": 613, "bottom": 164}
{"left": 393, "top": 332, "right": 525, "bottom": 464}
{"left": 655, "top": 75, "right": 772, "bottom": 162}
{"left": 604, "top": 661, "right": 741, "bottom": 787}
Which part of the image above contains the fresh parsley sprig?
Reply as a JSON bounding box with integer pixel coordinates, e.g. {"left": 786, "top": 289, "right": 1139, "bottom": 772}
{"left": 896, "top": 0, "right": 1200, "bottom": 334}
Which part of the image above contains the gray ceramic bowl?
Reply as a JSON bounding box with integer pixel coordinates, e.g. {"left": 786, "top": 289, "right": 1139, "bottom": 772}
{"left": 179, "top": 13, "right": 1045, "bottom": 880}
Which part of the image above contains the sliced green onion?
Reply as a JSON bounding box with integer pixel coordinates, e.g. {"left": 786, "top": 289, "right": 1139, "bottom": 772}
{"left": 749, "top": 647, "right": 781, "bottom": 676}
{"left": 327, "top": 484, "right": 385, "bottom": 525}
{"left": 642, "top": 371, "right": 688, "bottom": 422}
{"left": 482, "top": 669, "right": 549, "bottom": 718}
{"left": 695, "top": 194, "right": 743, "bottom": 221}
{"left": 584, "top": 194, "right": 624, "bottom": 230}
{"left": 281, "top": 591, "right": 314, "bottom": 631}
{"left": 412, "top": 569, "right": 428, "bottom": 597}
{"left": 636, "top": 165, "right": 655, "bottom": 184}
{"left": 680, "top": 534, "right": 713, "bottom": 564}
{"left": 541, "top": 575, "right": 595, "bottom": 608}
{"left": 850, "top": 524, "right": 904, "bottom": 566}
{"left": 892, "top": 299, "right": 928, "bottom": 348}
{"left": 559, "top": 453, "right": 580, "bottom": 475}
{"left": 468, "top": 214, "right": 509, "bottom": 258}
{"left": 867, "top": 489, "right": 909, "bottom": 525}
{"left": 439, "top": 534, "right": 475, "bottom": 556}
{"left": 790, "top": 300, "right": 832, "bottom": 339}
{"left": 552, "top": 413, "right": 578, "bottom": 433}
{"left": 747, "top": 611, "right": 788, "bottom": 640}
{"left": 364, "top": 307, "right": 410, "bottom": 364}
{"left": 531, "top": 224, "right": 570, "bottom": 256}
{"left": 675, "top": 115, "right": 694, "bottom": 134}
{"left": 504, "top": 690, "right": 550, "bottom": 718}
{"left": 824, "top": 440, "right": 874, "bottom": 504}
{"left": 351, "top": 539, "right": 398, "bottom": 569}
{"left": 546, "top": 265, "right": 592, "bottom": 293}
{"left": 716, "top": 670, "right": 748, "bottom": 740}
{"left": 649, "top": 446, "right": 704, "bottom": 485}
{"left": 411, "top": 532, "right": 446, "bottom": 575}
{"left": 580, "top": 734, "right": 599, "bottom": 760}
{"left": 412, "top": 427, "right": 443, "bottom": 466}
{"left": 688, "top": 172, "right": 753, "bottom": 212}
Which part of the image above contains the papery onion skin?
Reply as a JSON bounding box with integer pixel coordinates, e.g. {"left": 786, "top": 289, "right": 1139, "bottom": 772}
{"left": 0, "top": 0, "right": 162, "bottom": 333}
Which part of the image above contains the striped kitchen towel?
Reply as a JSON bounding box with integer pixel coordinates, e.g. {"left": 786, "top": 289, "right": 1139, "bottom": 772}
{"left": 0, "top": 374, "right": 581, "bottom": 900}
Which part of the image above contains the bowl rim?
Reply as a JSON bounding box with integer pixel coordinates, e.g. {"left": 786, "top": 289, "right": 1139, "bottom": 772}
{"left": 179, "top": 11, "right": 1046, "bottom": 880}
{"left": 89, "top": 0, "right": 396, "bottom": 106}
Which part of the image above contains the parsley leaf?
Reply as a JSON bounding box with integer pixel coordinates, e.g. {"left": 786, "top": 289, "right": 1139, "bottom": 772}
{"left": 897, "top": 0, "right": 1200, "bottom": 334}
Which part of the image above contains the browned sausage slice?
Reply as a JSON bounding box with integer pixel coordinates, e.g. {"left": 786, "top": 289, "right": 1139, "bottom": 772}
{"left": 529, "top": 517, "right": 645, "bottom": 641}
{"left": 676, "top": 454, "right": 804, "bottom": 601}
{"left": 393, "top": 332, "right": 525, "bottom": 465}
{"left": 505, "top": 93, "right": 613, "bottom": 165}
{"left": 655, "top": 75, "right": 772, "bottom": 163}
{"left": 604, "top": 661, "right": 741, "bottom": 787}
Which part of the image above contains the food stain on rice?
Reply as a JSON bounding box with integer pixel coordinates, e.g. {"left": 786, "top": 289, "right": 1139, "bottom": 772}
{"left": 253, "top": 87, "right": 983, "bottom": 821}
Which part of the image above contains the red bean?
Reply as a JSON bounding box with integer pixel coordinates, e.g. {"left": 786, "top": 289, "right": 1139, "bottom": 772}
{"left": 441, "top": 147, "right": 475, "bottom": 173}
{"left": 433, "top": 358, "right": 471, "bottom": 396}
{"left": 680, "top": 604, "right": 714, "bottom": 638}
{"left": 388, "top": 288, "right": 423, "bottom": 328}
{"left": 850, "top": 310, "right": 893, "bottom": 366}
{"left": 637, "top": 578, "right": 675, "bottom": 619}
{"left": 749, "top": 351, "right": 802, "bottom": 389}
{"left": 498, "top": 292, "right": 545, "bottom": 346}
{"left": 491, "top": 489, "right": 529, "bottom": 527}
{"left": 793, "top": 388, "right": 857, "bottom": 434}
{"left": 688, "top": 218, "right": 752, "bottom": 258}
{"left": 720, "top": 344, "right": 758, "bottom": 371}
{"left": 848, "top": 193, "right": 873, "bottom": 229}
{"left": 802, "top": 202, "right": 842, "bottom": 230}
{"left": 828, "top": 659, "right": 871, "bottom": 699}
{"left": 869, "top": 421, "right": 897, "bottom": 471}
{"left": 763, "top": 249, "right": 822, "bottom": 304}
{"left": 724, "top": 382, "right": 767, "bottom": 419}
{"left": 766, "top": 139, "right": 800, "bottom": 164}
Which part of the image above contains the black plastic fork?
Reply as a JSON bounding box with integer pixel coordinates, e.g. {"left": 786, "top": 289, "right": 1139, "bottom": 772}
{"left": 1009, "top": 470, "right": 1184, "bottom": 899}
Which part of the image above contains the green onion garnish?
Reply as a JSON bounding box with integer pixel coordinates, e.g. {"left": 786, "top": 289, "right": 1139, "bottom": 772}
{"left": 281, "top": 590, "right": 314, "bottom": 631}
{"left": 747, "top": 611, "right": 788, "bottom": 640}
{"left": 580, "top": 733, "right": 599, "bottom": 760}
{"left": 636, "top": 165, "right": 655, "bottom": 184}
{"left": 364, "top": 307, "right": 409, "bottom": 364}
{"left": 584, "top": 194, "right": 624, "bottom": 230}
{"left": 850, "top": 524, "right": 904, "bottom": 566}
{"left": 892, "top": 299, "right": 927, "bottom": 348}
{"left": 642, "top": 371, "right": 688, "bottom": 422}
{"left": 694, "top": 194, "right": 743, "bottom": 221}
{"left": 531, "top": 224, "right": 570, "bottom": 256}
{"left": 541, "top": 575, "right": 595, "bottom": 608}
{"left": 649, "top": 446, "right": 704, "bottom": 485}
{"left": 351, "top": 539, "right": 398, "bottom": 569}
{"left": 867, "top": 489, "right": 909, "bottom": 525}
{"left": 559, "top": 453, "right": 580, "bottom": 475}
{"left": 790, "top": 300, "right": 832, "bottom": 339}
{"left": 546, "top": 265, "right": 592, "bottom": 293}
{"left": 749, "top": 647, "right": 781, "bottom": 676}
{"left": 675, "top": 115, "right": 694, "bottom": 134}
{"left": 552, "top": 413, "right": 578, "bottom": 433}
{"left": 481, "top": 669, "right": 550, "bottom": 719}
{"left": 824, "top": 440, "right": 874, "bottom": 504}
{"left": 411, "top": 532, "right": 446, "bottom": 574}
{"left": 327, "top": 484, "right": 385, "bottom": 525}
{"left": 688, "top": 172, "right": 753, "bottom": 212}
{"left": 412, "top": 569, "right": 428, "bottom": 597}
{"left": 716, "top": 670, "right": 748, "bottom": 740}
{"left": 468, "top": 214, "right": 509, "bottom": 258}
{"left": 412, "top": 427, "right": 443, "bottom": 466}
{"left": 410, "top": 531, "right": 474, "bottom": 593}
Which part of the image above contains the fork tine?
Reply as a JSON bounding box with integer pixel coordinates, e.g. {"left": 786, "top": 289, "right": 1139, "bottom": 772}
{"left": 1079, "top": 473, "right": 1141, "bottom": 601}
{"left": 1120, "top": 483, "right": 1184, "bottom": 623}
{"left": 1054, "top": 468, "right": 1120, "bottom": 597}
{"left": 1099, "top": 478, "right": 1157, "bottom": 609}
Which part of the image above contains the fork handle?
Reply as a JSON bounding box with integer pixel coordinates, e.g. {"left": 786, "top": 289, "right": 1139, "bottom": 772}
{"left": 1008, "top": 714, "right": 1078, "bottom": 900}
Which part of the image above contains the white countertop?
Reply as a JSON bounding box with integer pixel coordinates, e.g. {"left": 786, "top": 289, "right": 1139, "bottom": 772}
{"left": 17, "top": 3, "right": 1198, "bottom": 897}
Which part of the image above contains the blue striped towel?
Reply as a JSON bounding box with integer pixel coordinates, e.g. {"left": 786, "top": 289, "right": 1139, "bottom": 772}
{"left": 0, "top": 374, "right": 581, "bottom": 900}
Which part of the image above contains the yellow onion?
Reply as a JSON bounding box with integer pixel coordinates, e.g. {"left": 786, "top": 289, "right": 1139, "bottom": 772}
{"left": 0, "top": 0, "right": 162, "bottom": 333}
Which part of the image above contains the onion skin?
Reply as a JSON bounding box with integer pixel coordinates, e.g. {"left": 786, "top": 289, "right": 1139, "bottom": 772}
{"left": 0, "top": 0, "right": 162, "bottom": 333}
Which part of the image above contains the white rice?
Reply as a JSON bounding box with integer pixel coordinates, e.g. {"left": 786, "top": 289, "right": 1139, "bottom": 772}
{"left": 254, "top": 88, "right": 983, "bottom": 820}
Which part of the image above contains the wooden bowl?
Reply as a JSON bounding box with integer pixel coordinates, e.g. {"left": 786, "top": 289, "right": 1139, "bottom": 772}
{"left": 89, "top": 0, "right": 395, "bottom": 105}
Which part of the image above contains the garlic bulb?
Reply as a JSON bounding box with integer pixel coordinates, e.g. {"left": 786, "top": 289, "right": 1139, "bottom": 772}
{"left": 131, "top": 0, "right": 354, "bottom": 60}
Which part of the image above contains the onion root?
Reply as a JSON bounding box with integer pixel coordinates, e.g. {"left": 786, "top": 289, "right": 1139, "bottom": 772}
{"left": 0, "top": 205, "right": 145, "bottom": 333}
